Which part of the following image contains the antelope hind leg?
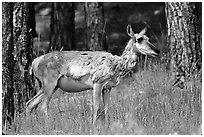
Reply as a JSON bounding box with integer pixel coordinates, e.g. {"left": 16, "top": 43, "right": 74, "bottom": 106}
{"left": 26, "top": 89, "right": 43, "bottom": 115}
{"left": 40, "top": 79, "right": 58, "bottom": 130}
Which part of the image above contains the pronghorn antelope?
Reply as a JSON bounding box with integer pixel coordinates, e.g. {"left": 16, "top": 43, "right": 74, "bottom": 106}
{"left": 26, "top": 25, "right": 160, "bottom": 127}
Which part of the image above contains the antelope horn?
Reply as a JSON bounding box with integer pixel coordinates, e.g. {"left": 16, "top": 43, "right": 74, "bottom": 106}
{"left": 127, "top": 25, "right": 136, "bottom": 43}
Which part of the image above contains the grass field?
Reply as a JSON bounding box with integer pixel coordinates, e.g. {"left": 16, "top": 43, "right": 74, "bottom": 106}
{"left": 4, "top": 63, "right": 202, "bottom": 135}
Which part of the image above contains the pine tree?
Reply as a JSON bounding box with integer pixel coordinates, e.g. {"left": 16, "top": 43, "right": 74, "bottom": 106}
{"left": 165, "top": 2, "right": 201, "bottom": 88}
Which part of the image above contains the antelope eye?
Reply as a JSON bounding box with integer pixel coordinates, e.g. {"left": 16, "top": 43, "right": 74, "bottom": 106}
{"left": 137, "top": 37, "right": 143, "bottom": 42}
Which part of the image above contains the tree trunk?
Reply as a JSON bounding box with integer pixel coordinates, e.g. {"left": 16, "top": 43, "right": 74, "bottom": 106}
{"left": 2, "top": 2, "right": 15, "bottom": 126}
{"left": 13, "top": 2, "right": 34, "bottom": 116}
{"left": 165, "top": 2, "right": 201, "bottom": 88}
{"left": 50, "top": 2, "right": 75, "bottom": 51}
{"left": 84, "top": 2, "right": 107, "bottom": 51}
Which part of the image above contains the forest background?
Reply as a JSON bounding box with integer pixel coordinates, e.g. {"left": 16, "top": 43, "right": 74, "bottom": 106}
{"left": 2, "top": 2, "right": 202, "bottom": 135}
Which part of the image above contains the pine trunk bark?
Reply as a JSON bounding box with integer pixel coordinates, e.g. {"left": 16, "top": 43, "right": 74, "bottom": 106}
{"left": 2, "top": 2, "right": 15, "bottom": 125}
{"left": 85, "top": 2, "right": 107, "bottom": 51}
{"left": 13, "top": 2, "right": 34, "bottom": 116}
{"left": 50, "top": 2, "right": 75, "bottom": 51}
{"left": 165, "top": 2, "right": 201, "bottom": 88}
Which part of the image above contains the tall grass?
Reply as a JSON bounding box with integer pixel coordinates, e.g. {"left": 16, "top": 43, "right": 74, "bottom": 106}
{"left": 4, "top": 63, "right": 202, "bottom": 135}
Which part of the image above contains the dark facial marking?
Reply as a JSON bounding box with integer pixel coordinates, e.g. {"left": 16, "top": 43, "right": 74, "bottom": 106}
{"left": 137, "top": 37, "right": 143, "bottom": 43}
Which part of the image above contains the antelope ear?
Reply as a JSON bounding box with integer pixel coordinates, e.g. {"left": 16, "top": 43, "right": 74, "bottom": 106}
{"left": 139, "top": 27, "right": 147, "bottom": 36}
{"left": 127, "top": 24, "right": 136, "bottom": 42}
{"left": 127, "top": 25, "right": 135, "bottom": 37}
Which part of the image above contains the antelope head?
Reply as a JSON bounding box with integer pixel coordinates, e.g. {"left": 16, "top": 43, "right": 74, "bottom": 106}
{"left": 127, "top": 25, "right": 160, "bottom": 57}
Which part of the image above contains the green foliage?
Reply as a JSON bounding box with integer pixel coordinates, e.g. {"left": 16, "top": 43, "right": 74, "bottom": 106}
{"left": 5, "top": 63, "right": 201, "bottom": 135}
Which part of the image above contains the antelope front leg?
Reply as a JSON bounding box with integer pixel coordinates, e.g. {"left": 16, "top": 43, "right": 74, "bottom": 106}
{"left": 92, "top": 83, "right": 102, "bottom": 132}
{"left": 102, "top": 88, "right": 111, "bottom": 125}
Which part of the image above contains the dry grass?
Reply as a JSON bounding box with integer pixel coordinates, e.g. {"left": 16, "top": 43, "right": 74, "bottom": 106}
{"left": 4, "top": 64, "right": 202, "bottom": 135}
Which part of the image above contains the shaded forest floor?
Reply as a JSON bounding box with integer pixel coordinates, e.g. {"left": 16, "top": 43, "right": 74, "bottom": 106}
{"left": 4, "top": 64, "right": 202, "bottom": 135}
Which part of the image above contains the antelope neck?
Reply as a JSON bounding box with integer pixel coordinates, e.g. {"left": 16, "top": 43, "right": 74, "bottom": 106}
{"left": 121, "top": 40, "right": 138, "bottom": 69}
{"left": 113, "top": 40, "right": 138, "bottom": 77}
